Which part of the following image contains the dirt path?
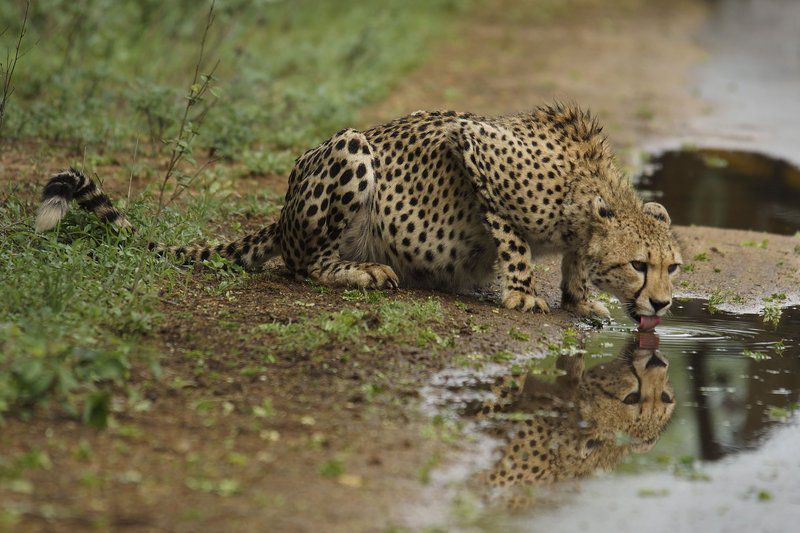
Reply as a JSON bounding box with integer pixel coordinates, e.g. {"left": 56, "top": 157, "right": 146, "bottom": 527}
{"left": 362, "top": 0, "right": 707, "bottom": 164}
{"left": 3, "top": 1, "right": 798, "bottom": 531}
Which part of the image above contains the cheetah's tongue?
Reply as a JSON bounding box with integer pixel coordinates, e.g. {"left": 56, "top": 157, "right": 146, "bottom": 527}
{"left": 638, "top": 315, "right": 661, "bottom": 332}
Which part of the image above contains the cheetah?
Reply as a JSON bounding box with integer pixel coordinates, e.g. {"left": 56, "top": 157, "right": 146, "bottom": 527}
{"left": 477, "top": 334, "right": 674, "bottom": 509}
{"left": 36, "top": 104, "right": 682, "bottom": 326}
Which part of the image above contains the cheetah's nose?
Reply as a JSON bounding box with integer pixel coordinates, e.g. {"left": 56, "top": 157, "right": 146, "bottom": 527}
{"left": 649, "top": 298, "right": 670, "bottom": 312}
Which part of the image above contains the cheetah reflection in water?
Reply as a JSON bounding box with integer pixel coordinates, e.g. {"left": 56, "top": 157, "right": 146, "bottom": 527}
{"left": 474, "top": 333, "right": 674, "bottom": 510}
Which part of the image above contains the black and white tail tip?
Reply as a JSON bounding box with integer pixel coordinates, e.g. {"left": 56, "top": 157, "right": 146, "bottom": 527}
{"left": 35, "top": 168, "right": 131, "bottom": 232}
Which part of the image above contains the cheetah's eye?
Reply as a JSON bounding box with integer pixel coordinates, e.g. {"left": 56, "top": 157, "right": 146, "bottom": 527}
{"left": 622, "top": 392, "right": 641, "bottom": 405}
{"left": 630, "top": 261, "right": 647, "bottom": 273}
{"left": 667, "top": 263, "right": 680, "bottom": 274}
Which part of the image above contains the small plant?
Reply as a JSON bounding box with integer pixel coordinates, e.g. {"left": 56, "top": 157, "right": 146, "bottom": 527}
{"left": 417, "top": 452, "right": 441, "bottom": 485}
{"left": 701, "top": 154, "right": 728, "bottom": 168}
{"left": 681, "top": 263, "right": 695, "bottom": 273}
{"left": 692, "top": 252, "right": 709, "bottom": 262}
{"left": 509, "top": 328, "right": 530, "bottom": 341}
{"left": 741, "top": 239, "right": 769, "bottom": 249}
{"left": 761, "top": 293, "right": 786, "bottom": 327}
{"left": 743, "top": 349, "right": 769, "bottom": 361}
{"left": 772, "top": 339, "right": 786, "bottom": 356}
{"left": 252, "top": 398, "right": 274, "bottom": 419}
{"left": 707, "top": 289, "right": 745, "bottom": 313}
{"left": 707, "top": 290, "right": 725, "bottom": 313}
{"left": 157, "top": 0, "right": 220, "bottom": 210}
{"left": 672, "top": 455, "right": 710, "bottom": 481}
{"left": 765, "top": 404, "right": 797, "bottom": 422}
{"left": 319, "top": 459, "right": 345, "bottom": 478}
{"left": 0, "top": 0, "right": 30, "bottom": 137}
{"left": 762, "top": 304, "right": 782, "bottom": 327}
{"left": 638, "top": 488, "right": 670, "bottom": 497}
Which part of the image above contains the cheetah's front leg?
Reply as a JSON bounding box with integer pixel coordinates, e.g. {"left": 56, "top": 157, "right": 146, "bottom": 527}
{"left": 560, "top": 250, "right": 609, "bottom": 318}
{"left": 485, "top": 212, "right": 549, "bottom": 313}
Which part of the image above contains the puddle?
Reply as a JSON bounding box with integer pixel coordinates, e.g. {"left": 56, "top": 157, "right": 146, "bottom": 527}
{"left": 412, "top": 299, "right": 800, "bottom": 528}
{"left": 585, "top": 300, "right": 800, "bottom": 461}
{"left": 638, "top": 149, "right": 800, "bottom": 235}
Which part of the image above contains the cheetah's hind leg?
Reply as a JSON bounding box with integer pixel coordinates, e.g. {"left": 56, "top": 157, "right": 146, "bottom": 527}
{"left": 280, "top": 128, "right": 399, "bottom": 290}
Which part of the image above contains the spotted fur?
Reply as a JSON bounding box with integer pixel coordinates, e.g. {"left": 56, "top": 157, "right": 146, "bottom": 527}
{"left": 35, "top": 104, "right": 681, "bottom": 318}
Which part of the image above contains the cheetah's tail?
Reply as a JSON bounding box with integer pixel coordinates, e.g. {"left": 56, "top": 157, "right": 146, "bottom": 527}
{"left": 35, "top": 168, "right": 281, "bottom": 271}
{"left": 36, "top": 167, "right": 132, "bottom": 232}
{"left": 147, "top": 224, "right": 279, "bottom": 271}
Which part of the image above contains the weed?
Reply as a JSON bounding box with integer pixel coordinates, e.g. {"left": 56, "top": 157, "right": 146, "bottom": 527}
{"left": 319, "top": 459, "right": 345, "bottom": 479}
{"left": 681, "top": 263, "right": 695, "bottom": 273}
{"left": 418, "top": 453, "right": 441, "bottom": 485}
{"left": 762, "top": 305, "right": 782, "bottom": 327}
{"left": 741, "top": 239, "right": 769, "bottom": 249}
{"left": 157, "top": 1, "right": 220, "bottom": 210}
{"left": 765, "top": 404, "right": 797, "bottom": 422}
{"left": 761, "top": 293, "right": 786, "bottom": 327}
{"left": 509, "top": 328, "right": 530, "bottom": 342}
{"left": 743, "top": 349, "right": 769, "bottom": 361}
{"left": 757, "top": 490, "right": 772, "bottom": 501}
{"left": 692, "top": 252, "right": 709, "bottom": 262}
{"left": 256, "top": 298, "right": 446, "bottom": 351}
{"left": 0, "top": 0, "right": 30, "bottom": 137}
{"left": 638, "top": 488, "right": 670, "bottom": 497}
{"left": 186, "top": 477, "right": 241, "bottom": 497}
{"left": 772, "top": 339, "right": 786, "bottom": 356}
{"left": 252, "top": 398, "right": 274, "bottom": 419}
{"left": 701, "top": 154, "right": 728, "bottom": 168}
{"left": 672, "top": 456, "right": 710, "bottom": 481}
{"left": 707, "top": 289, "right": 745, "bottom": 313}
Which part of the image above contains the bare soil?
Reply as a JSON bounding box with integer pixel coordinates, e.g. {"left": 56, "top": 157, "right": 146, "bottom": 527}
{"left": 3, "top": 1, "right": 797, "bottom": 531}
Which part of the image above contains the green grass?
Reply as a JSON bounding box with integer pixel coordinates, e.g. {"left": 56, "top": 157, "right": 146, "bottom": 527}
{"left": 1, "top": 0, "right": 470, "bottom": 172}
{"left": 0, "top": 2, "right": 470, "bottom": 422}
{"left": 255, "top": 297, "right": 447, "bottom": 352}
{"left": 706, "top": 289, "right": 745, "bottom": 314}
{"left": 0, "top": 183, "right": 235, "bottom": 421}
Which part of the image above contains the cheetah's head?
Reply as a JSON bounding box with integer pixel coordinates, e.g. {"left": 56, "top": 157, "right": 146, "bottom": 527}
{"left": 584, "top": 197, "right": 682, "bottom": 329}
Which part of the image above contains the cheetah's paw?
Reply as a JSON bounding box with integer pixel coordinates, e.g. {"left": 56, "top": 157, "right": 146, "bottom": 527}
{"left": 348, "top": 263, "right": 400, "bottom": 290}
{"left": 502, "top": 290, "right": 550, "bottom": 313}
{"left": 564, "top": 300, "right": 610, "bottom": 319}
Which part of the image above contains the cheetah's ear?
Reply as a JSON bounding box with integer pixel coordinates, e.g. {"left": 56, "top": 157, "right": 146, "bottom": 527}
{"left": 592, "top": 196, "right": 614, "bottom": 223}
{"left": 643, "top": 202, "right": 671, "bottom": 226}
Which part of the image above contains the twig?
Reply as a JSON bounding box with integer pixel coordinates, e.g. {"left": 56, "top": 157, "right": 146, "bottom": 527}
{"left": 127, "top": 137, "right": 139, "bottom": 207}
{"left": 157, "top": 0, "right": 219, "bottom": 212}
{"left": 0, "top": 0, "right": 31, "bottom": 137}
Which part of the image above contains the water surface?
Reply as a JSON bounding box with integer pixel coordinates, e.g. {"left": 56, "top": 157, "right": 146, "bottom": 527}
{"left": 639, "top": 149, "right": 800, "bottom": 235}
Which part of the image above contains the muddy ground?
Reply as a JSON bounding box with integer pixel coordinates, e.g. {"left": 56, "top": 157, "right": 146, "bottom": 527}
{"left": 2, "top": 0, "right": 798, "bottom": 531}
